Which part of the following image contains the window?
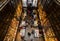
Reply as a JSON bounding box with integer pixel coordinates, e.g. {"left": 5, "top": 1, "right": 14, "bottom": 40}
{"left": 22, "top": 0, "right": 27, "bottom": 7}
{"left": 32, "top": 0, "right": 38, "bottom": 7}
{"left": 28, "top": 0, "right": 32, "bottom": 3}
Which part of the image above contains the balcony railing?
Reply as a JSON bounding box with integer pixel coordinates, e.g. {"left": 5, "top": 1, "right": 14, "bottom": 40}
{"left": 0, "top": 0, "right": 10, "bottom": 11}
